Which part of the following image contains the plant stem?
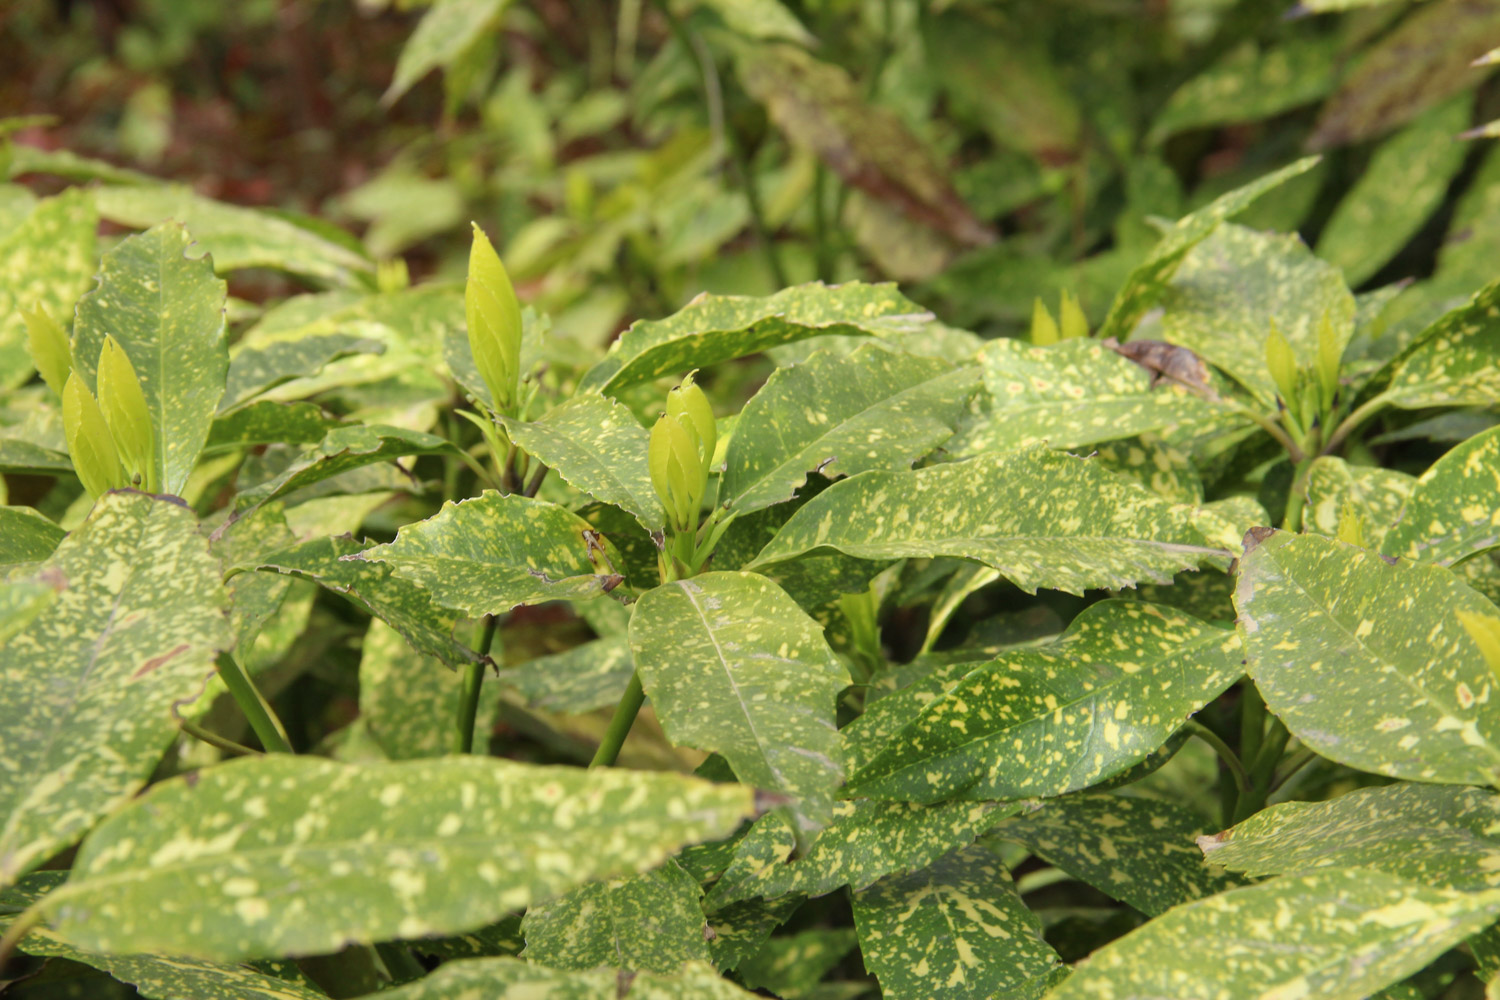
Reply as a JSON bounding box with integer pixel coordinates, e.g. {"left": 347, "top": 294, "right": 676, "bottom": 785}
{"left": 375, "top": 942, "right": 427, "bottom": 983}
{"left": 216, "top": 652, "right": 293, "bottom": 754}
{"left": 1186, "top": 719, "right": 1251, "bottom": 800}
{"left": 0, "top": 906, "right": 40, "bottom": 969}
{"left": 179, "top": 718, "right": 261, "bottom": 757}
{"left": 455, "top": 616, "right": 499, "bottom": 755}
{"left": 1321, "top": 391, "right": 1393, "bottom": 456}
{"left": 1270, "top": 744, "right": 1319, "bottom": 794}
{"left": 523, "top": 462, "right": 549, "bottom": 498}
{"left": 812, "top": 165, "right": 833, "bottom": 283}
{"left": 590, "top": 671, "right": 646, "bottom": 768}
{"left": 1239, "top": 682, "right": 1266, "bottom": 768}
{"left": 1281, "top": 458, "right": 1313, "bottom": 532}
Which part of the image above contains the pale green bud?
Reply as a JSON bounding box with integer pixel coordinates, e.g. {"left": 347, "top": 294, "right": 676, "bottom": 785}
{"left": 1264, "top": 322, "right": 1299, "bottom": 406}
{"left": 23, "top": 305, "right": 71, "bottom": 398}
{"left": 666, "top": 372, "right": 716, "bottom": 468}
{"left": 63, "top": 371, "right": 127, "bottom": 499}
{"left": 1029, "top": 298, "right": 1059, "bottom": 346}
{"left": 1058, "top": 290, "right": 1089, "bottom": 340}
{"left": 96, "top": 336, "right": 155, "bottom": 490}
{"left": 1315, "top": 310, "right": 1342, "bottom": 412}
{"left": 466, "top": 223, "right": 523, "bottom": 415}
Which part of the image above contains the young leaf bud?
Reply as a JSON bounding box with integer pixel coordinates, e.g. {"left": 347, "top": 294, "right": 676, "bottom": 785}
{"left": 62, "top": 371, "right": 127, "bottom": 499}
{"left": 1315, "top": 310, "right": 1342, "bottom": 412}
{"left": 666, "top": 373, "right": 716, "bottom": 468}
{"left": 1029, "top": 298, "right": 1060, "bottom": 346}
{"left": 1059, "top": 290, "right": 1089, "bottom": 340}
{"left": 1336, "top": 502, "right": 1366, "bottom": 549}
{"left": 96, "top": 336, "right": 156, "bottom": 491}
{"left": 466, "top": 223, "right": 523, "bottom": 415}
{"left": 23, "top": 305, "right": 71, "bottom": 398}
{"left": 1264, "top": 321, "right": 1299, "bottom": 406}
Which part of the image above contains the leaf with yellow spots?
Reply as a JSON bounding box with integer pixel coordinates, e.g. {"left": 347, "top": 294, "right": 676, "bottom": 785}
{"left": 0, "top": 504, "right": 65, "bottom": 567}
{"left": 1376, "top": 276, "right": 1500, "bottom": 411}
{"left": 1235, "top": 531, "right": 1500, "bottom": 786}
{"left": 846, "top": 601, "right": 1244, "bottom": 804}
{"left": 220, "top": 332, "right": 385, "bottom": 414}
{"left": 951, "top": 338, "right": 1232, "bottom": 457}
{"left": 578, "top": 282, "right": 934, "bottom": 394}
{"left": 233, "top": 423, "right": 458, "bottom": 511}
{"left": 852, "top": 846, "right": 1062, "bottom": 1000}
{"left": 360, "top": 491, "right": 627, "bottom": 617}
{"left": 360, "top": 618, "right": 502, "bottom": 759}
{"left": 1382, "top": 426, "right": 1500, "bottom": 566}
{"left": 0, "top": 188, "right": 97, "bottom": 391}
{"left": 629, "top": 572, "right": 848, "bottom": 836}
{"left": 1304, "top": 455, "right": 1414, "bottom": 542}
{"left": 721, "top": 345, "right": 978, "bottom": 516}
{"left": 494, "top": 633, "right": 634, "bottom": 714}
{"left": 373, "top": 956, "right": 763, "bottom": 998}
{"left": 1200, "top": 782, "right": 1500, "bottom": 891}
{"left": 1046, "top": 869, "right": 1500, "bottom": 1000}
{"left": 747, "top": 448, "right": 1230, "bottom": 596}
{"left": 737, "top": 927, "right": 858, "bottom": 998}
{"left": 1089, "top": 435, "right": 1203, "bottom": 504}
{"left": 520, "top": 859, "right": 709, "bottom": 974}
{"left": 71, "top": 223, "right": 228, "bottom": 497}
{"left": 993, "top": 793, "right": 1245, "bottom": 917}
{"left": 35, "top": 754, "right": 755, "bottom": 961}
{"left": 0, "top": 492, "right": 232, "bottom": 887}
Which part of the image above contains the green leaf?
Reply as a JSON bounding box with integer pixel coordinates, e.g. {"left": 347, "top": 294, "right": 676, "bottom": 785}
{"left": 1148, "top": 38, "right": 1338, "bottom": 145}
{"left": 72, "top": 223, "right": 228, "bottom": 496}
{"left": 994, "top": 793, "right": 1245, "bottom": 917}
{"left": 1097, "top": 156, "right": 1320, "bottom": 341}
{"left": 748, "top": 448, "right": 1228, "bottom": 596}
{"left": 361, "top": 618, "right": 502, "bottom": 759}
{"left": 38, "top": 754, "right": 754, "bottom": 961}
{"left": 0, "top": 437, "right": 72, "bottom": 475}
{"left": 494, "top": 634, "right": 634, "bottom": 714}
{"left": 245, "top": 534, "right": 479, "bottom": 669}
{"left": 956, "top": 338, "right": 1232, "bottom": 455}
{"left": 710, "top": 799, "right": 1021, "bottom": 906}
{"left": 1379, "top": 277, "right": 1500, "bottom": 410}
{"left": 678, "top": 0, "right": 813, "bottom": 43}
{"left": 721, "top": 345, "right": 977, "bottom": 516}
{"left": 94, "top": 184, "right": 372, "bottom": 285}
{"left": 852, "top": 846, "right": 1061, "bottom": 1000}
{"left": 384, "top": 0, "right": 514, "bottom": 105}
{"left": 502, "top": 394, "right": 663, "bottom": 531}
{"left": 1047, "top": 870, "right": 1500, "bottom": 1000}
{"left": 1382, "top": 426, "right": 1500, "bottom": 565}
{"left": 361, "top": 492, "right": 626, "bottom": 617}
{"left": 629, "top": 571, "right": 847, "bottom": 831}
{"left": 373, "top": 957, "right": 761, "bottom": 999}
{"left": 0, "top": 188, "right": 97, "bottom": 390}
{"left": 221, "top": 333, "right": 385, "bottom": 413}
{"left": 848, "top": 600, "right": 1243, "bottom": 804}
{"left": 1235, "top": 530, "right": 1500, "bottom": 785}
{"left": 0, "top": 505, "right": 64, "bottom": 566}
{"left": 707, "top": 896, "right": 803, "bottom": 972}
{"left": 1200, "top": 782, "right": 1500, "bottom": 891}
{"left": 521, "top": 860, "right": 709, "bottom": 973}
{"left": 0, "top": 579, "right": 57, "bottom": 646}
{"left": 579, "top": 283, "right": 934, "bottom": 394}
{"left": 737, "top": 928, "right": 857, "bottom": 999}
{"left": 206, "top": 401, "right": 344, "bottom": 453}
{"left": 1317, "top": 95, "right": 1472, "bottom": 286}
{"left": 0, "top": 492, "right": 231, "bottom": 885}
{"left": 1157, "top": 223, "right": 1356, "bottom": 407}
{"left": 212, "top": 502, "right": 297, "bottom": 655}
{"left": 233, "top": 424, "right": 454, "bottom": 510}
{"left": 1304, "top": 456, "right": 1413, "bottom": 544}
{"left": 465, "top": 223, "right": 522, "bottom": 415}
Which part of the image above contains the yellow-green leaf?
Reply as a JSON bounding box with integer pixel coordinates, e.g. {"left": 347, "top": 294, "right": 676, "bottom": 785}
{"left": 96, "top": 335, "right": 156, "bottom": 490}
{"left": 61, "top": 370, "right": 126, "bottom": 498}
{"left": 22, "top": 305, "right": 71, "bottom": 397}
{"left": 1382, "top": 426, "right": 1500, "bottom": 566}
{"left": 465, "top": 222, "right": 522, "bottom": 414}
{"left": 0, "top": 188, "right": 97, "bottom": 390}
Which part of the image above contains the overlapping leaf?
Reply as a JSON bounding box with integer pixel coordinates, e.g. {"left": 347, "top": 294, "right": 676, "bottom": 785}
{"left": 630, "top": 572, "right": 847, "bottom": 832}
{"left": 722, "top": 345, "right": 976, "bottom": 515}
{"left": 206, "top": 401, "right": 343, "bottom": 453}
{"left": 36, "top": 754, "right": 754, "bottom": 960}
{"left": 220, "top": 332, "right": 385, "bottom": 413}
{"left": 847, "top": 600, "right": 1243, "bottom": 804}
{"left": 1235, "top": 530, "right": 1500, "bottom": 785}
{"left": 233, "top": 424, "right": 454, "bottom": 510}
{"left": 1200, "top": 782, "right": 1500, "bottom": 891}
{"left": 1304, "top": 456, "right": 1413, "bottom": 542}
{"left": 0, "top": 492, "right": 231, "bottom": 885}
{"left": 1382, "top": 426, "right": 1500, "bottom": 565}
{"left": 748, "top": 448, "right": 1229, "bottom": 596}
{"left": 852, "top": 846, "right": 1062, "bottom": 1000}
{"left": 0, "top": 505, "right": 64, "bottom": 566}
{"left": 494, "top": 634, "right": 634, "bottom": 714}
{"left": 375, "top": 957, "right": 760, "bottom": 999}
{"left": 1149, "top": 37, "right": 1338, "bottom": 144}
{"left": 361, "top": 492, "right": 626, "bottom": 617}
{"left": 72, "top": 223, "right": 229, "bottom": 496}
{"left": 384, "top": 0, "right": 513, "bottom": 104}
{"left": 360, "top": 618, "right": 502, "bottom": 759}
{"left": 0, "top": 188, "right": 96, "bottom": 390}
{"left": 1375, "top": 277, "right": 1500, "bottom": 410}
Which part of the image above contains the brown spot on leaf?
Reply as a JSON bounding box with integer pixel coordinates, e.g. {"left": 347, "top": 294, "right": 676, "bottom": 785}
{"left": 131, "top": 643, "right": 190, "bottom": 680}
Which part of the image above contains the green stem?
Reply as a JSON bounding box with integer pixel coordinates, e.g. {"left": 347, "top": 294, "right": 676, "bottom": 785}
{"left": 1321, "top": 391, "right": 1393, "bottom": 456}
{"left": 455, "top": 617, "right": 499, "bottom": 755}
{"left": 0, "top": 906, "right": 40, "bottom": 969}
{"left": 216, "top": 653, "right": 292, "bottom": 754}
{"left": 812, "top": 165, "right": 833, "bottom": 283}
{"left": 1186, "top": 719, "right": 1251, "bottom": 800}
{"left": 179, "top": 718, "right": 261, "bottom": 757}
{"left": 590, "top": 672, "right": 646, "bottom": 768}
{"left": 1281, "top": 458, "right": 1313, "bottom": 532}
{"left": 1239, "top": 683, "right": 1266, "bottom": 769}
{"left": 1270, "top": 744, "right": 1319, "bottom": 794}
{"left": 375, "top": 942, "right": 427, "bottom": 984}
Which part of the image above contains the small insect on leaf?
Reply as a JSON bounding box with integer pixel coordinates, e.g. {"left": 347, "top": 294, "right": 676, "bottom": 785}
{"left": 23, "top": 305, "right": 72, "bottom": 398}
{"left": 466, "top": 222, "right": 523, "bottom": 416}
{"left": 62, "top": 370, "right": 127, "bottom": 498}
{"left": 96, "top": 336, "right": 156, "bottom": 492}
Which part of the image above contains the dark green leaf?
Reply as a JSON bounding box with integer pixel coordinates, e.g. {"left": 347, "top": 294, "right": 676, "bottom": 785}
{"left": 0, "top": 505, "right": 64, "bottom": 566}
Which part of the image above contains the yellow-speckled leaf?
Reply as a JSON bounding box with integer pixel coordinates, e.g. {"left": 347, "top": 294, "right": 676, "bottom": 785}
{"left": 1097, "top": 157, "right": 1319, "bottom": 341}
{"left": 0, "top": 188, "right": 97, "bottom": 390}
{"left": 678, "top": 0, "right": 812, "bottom": 43}
{"left": 72, "top": 223, "right": 228, "bottom": 496}
{"left": 1200, "top": 782, "right": 1500, "bottom": 890}
{"left": 1049, "top": 869, "right": 1500, "bottom": 1000}
{"left": 494, "top": 634, "right": 634, "bottom": 714}
{"left": 0, "top": 492, "right": 231, "bottom": 885}
{"left": 502, "top": 394, "right": 663, "bottom": 531}
{"left": 848, "top": 600, "right": 1243, "bottom": 804}
{"left": 853, "top": 846, "right": 1062, "bottom": 1000}
{"left": 1157, "top": 223, "right": 1356, "bottom": 408}
{"left": 958, "top": 338, "right": 1234, "bottom": 456}
{"left": 521, "top": 859, "right": 709, "bottom": 973}
{"left": 994, "top": 793, "right": 1245, "bottom": 917}
{"left": 723, "top": 345, "right": 977, "bottom": 516}
{"left": 747, "top": 448, "right": 1229, "bottom": 596}
{"left": 234, "top": 424, "right": 456, "bottom": 510}
{"left": 1235, "top": 530, "right": 1500, "bottom": 785}
{"left": 1148, "top": 37, "right": 1338, "bottom": 145}
{"left": 1304, "top": 456, "right": 1414, "bottom": 542}
{"left": 0, "top": 505, "right": 64, "bottom": 567}
{"left": 362, "top": 492, "right": 626, "bottom": 617}
{"left": 220, "top": 332, "right": 385, "bottom": 414}
{"left": 1383, "top": 426, "right": 1500, "bottom": 566}
{"left": 372, "top": 957, "right": 761, "bottom": 999}
{"left": 630, "top": 572, "right": 847, "bottom": 832}
{"left": 1379, "top": 276, "right": 1500, "bottom": 410}
{"left": 38, "top": 755, "right": 754, "bottom": 961}
{"left": 360, "top": 618, "right": 502, "bottom": 759}
{"left": 579, "top": 282, "right": 934, "bottom": 394}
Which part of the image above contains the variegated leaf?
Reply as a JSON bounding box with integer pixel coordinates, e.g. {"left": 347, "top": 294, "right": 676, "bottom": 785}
{"left": 360, "top": 618, "right": 502, "bottom": 759}
{"left": 1304, "top": 456, "right": 1414, "bottom": 543}
{"left": 0, "top": 188, "right": 96, "bottom": 390}
{"left": 847, "top": 601, "right": 1243, "bottom": 804}
{"left": 1235, "top": 530, "right": 1500, "bottom": 785}
{"left": 221, "top": 332, "right": 384, "bottom": 413}
{"left": 233, "top": 424, "right": 455, "bottom": 510}
{"left": 375, "top": 957, "right": 761, "bottom": 998}
{"left": 37, "top": 755, "right": 754, "bottom": 960}
{"left": 748, "top": 448, "right": 1229, "bottom": 596}
{"left": 494, "top": 634, "right": 633, "bottom": 714}
{"left": 1379, "top": 277, "right": 1500, "bottom": 410}
{"left": 0, "top": 504, "right": 64, "bottom": 566}
{"left": 1383, "top": 426, "right": 1500, "bottom": 566}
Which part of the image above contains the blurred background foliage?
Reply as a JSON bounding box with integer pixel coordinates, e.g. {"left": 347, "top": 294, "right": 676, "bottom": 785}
{"left": 6, "top": 0, "right": 1500, "bottom": 356}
